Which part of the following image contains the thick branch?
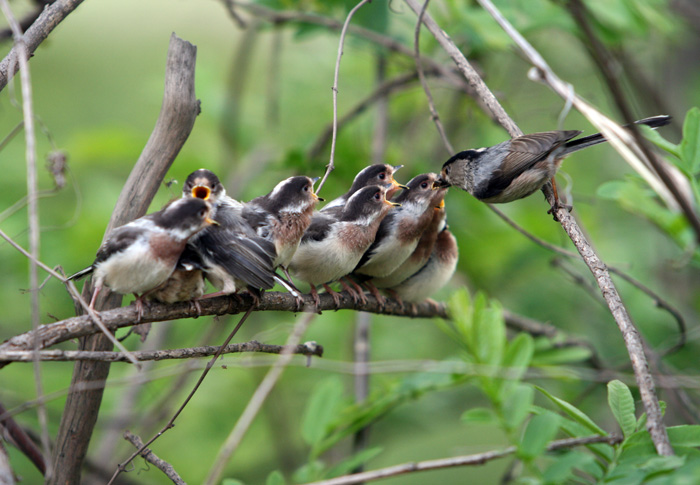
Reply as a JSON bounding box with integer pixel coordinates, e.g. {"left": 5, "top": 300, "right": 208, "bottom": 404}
{"left": 49, "top": 34, "right": 200, "bottom": 484}
{"left": 303, "top": 434, "right": 622, "bottom": 485}
{"left": 1, "top": 292, "right": 447, "bottom": 355}
{"left": 0, "top": 0, "right": 85, "bottom": 92}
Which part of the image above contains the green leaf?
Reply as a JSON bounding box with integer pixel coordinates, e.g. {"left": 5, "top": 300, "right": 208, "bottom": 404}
{"left": 301, "top": 377, "right": 345, "bottom": 446}
{"left": 266, "top": 470, "right": 286, "bottom": 485}
{"left": 668, "top": 425, "right": 700, "bottom": 447}
{"left": 461, "top": 407, "right": 497, "bottom": 424}
{"left": 681, "top": 107, "right": 700, "bottom": 174}
{"left": 530, "top": 346, "right": 592, "bottom": 366}
{"left": 502, "top": 383, "right": 534, "bottom": 432}
{"left": 292, "top": 461, "right": 325, "bottom": 484}
{"left": 448, "top": 289, "right": 474, "bottom": 347}
{"left": 542, "top": 450, "right": 595, "bottom": 484}
{"left": 536, "top": 387, "right": 606, "bottom": 435}
{"left": 608, "top": 380, "right": 637, "bottom": 438}
{"left": 641, "top": 124, "right": 681, "bottom": 159}
{"left": 222, "top": 480, "right": 246, "bottom": 485}
{"left": 326, "top": 447, "right": 383, "bottom": 478}
{"left": 502, "top": 333, "right": 534, "bottom": 381}
{"left": 518, "top": 413, "right": 560, "bottom": 460}
{"left": 473, "top": 293, "right": 505, "bottom": 367}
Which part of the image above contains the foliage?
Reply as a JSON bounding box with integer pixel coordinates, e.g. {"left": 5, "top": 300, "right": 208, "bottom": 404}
{"left": 0, "top": 0, "right": 698, "bottom": 483}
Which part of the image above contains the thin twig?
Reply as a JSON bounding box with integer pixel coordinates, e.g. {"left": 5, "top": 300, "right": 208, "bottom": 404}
{"left": 204, "top": 313, "right": 316, "bottom": 485}
{"left": 315, "top": 0, "right": 372, "bottom": 194}
{"left": 107, "top": 306, "right": 256, "bottom": 485}
{"left": 352, "top": 312, "right": 372, "bottom": 476}
{"left": 123, "top": 431, "right": 186, "bottom": 485}
{"left": 413, "top": 0, "right": 454, "bottom": 154}
{"left": 0, "top": 0, "right": 51, "bottom": 472}
{"left": 0, "top": 340, "right": 324, "bottom": 363}
{"left": 302, "top": 434, "right": 622, "bottom": 485}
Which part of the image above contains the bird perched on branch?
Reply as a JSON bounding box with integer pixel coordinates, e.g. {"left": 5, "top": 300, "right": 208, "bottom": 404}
{"left": 370, "top": 195, "right": 447, "bottom": 291}
{"left": 242, "top": 176, "right": 323, "bottom": 276}
{"left": 68, "top": 197, "right": 215, "bottom": 319}
{"left": 148, "top": 245, "right": 207, "bottom": 310}
{"left": 352, "top": 173, "right": 446, "bottom": 304}
{"left": 321, "top": 164, "right": 407, "bottom": 215}
{"left": 434, "top": 115, "right": 671, "bottom": 206}
{"left": 181, "top": 169, "right": 290, "bottom": 302}
{"left": 388, "top": 216, "right": 458, "bottom": 309}
{"left": 289, "top": 185, "right": 399, "bottom": 308}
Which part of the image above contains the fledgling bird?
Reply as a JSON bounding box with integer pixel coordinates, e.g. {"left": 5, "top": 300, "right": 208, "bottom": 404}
{"left": 148, "top": 245, "right": 207, "bottom": 311}
{"left": 353, "top": 173, "right": 445, "bottom": 284}
{"left": 242, "top": 176, "right": 324, "bottom": 274}
{"left": 435, "top": 115, "right": 671, "bottom": 205}
{"left": 289, "top": 185, "right": 399, "bottom": 308}
{"left": 369, "top": 195, "right": 447, "bottom": 291}
{"left": 388, "top": 219, "right": 458, "bottom": 309}
{"left": 321, "top": 164, "right": 407, "bottom": 215}
{"left": 68, "top": 197, "right": 215, "bottom": 319}
{"left": 181, "top": 169, "right": 281, "bottom": 300}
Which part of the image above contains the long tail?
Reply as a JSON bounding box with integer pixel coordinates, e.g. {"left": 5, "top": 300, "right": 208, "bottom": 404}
{"left": 562, "top": 115, "right": 671, "bottom": 155}
{"left": 67, "top": 266, "right": 94, "bottom": 281}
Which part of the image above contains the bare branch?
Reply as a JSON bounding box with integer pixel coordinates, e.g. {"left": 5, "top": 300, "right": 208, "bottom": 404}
{"left": 0, "top": 0, "right": 52, "bottom": 471}
{"left": 0, "top": 0, "right": 85, "bottom": 92}
{"left": 302, "top": 434, "right": 622, "bottom": 485}
{"left": 0, "top": 440, "right": 15, "bottom": 485}
{"left": 0, "top": 340, "right": 324, "bottom": 363}
{"left": 316, "top": 0, "right": 372, "bottom": 194}
{"left": 123, "top": 431, "right": 185, "bottom": 485}
{"left": 49, "top": 33, "right": 200, "bottom": 484}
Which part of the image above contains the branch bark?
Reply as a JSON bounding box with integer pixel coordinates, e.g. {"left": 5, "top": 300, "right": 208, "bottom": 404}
{"left": 48, "top": 33, "right": 200, "bottom": 484}
{"left": 0, "top": 0, "right": 85, "bottom": 92}
{"left": 123, "top": 431, "right": 185, "bottom": 485}
{"left": 0, "top": 340, "right": 323, "bottom": 363}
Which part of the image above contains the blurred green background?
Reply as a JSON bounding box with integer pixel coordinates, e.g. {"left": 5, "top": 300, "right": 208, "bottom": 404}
{"left": 1, "top": 0, "right": 699, "bottom": 483}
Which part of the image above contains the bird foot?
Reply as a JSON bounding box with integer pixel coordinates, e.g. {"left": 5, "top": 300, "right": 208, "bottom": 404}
{"left": 309, "top": 285, "right": 322, "bottom": 314}
{"left": 363, "top": 282, "right": 386, "bottom": 310}
{"left": 385, "top": 289, "right": 405, "bottom": 311}
{"left": 323, "top": 283, "right": 342, "bottom": 310}
{"left": 339, "top": 278, "right": 366, "bottom": 305}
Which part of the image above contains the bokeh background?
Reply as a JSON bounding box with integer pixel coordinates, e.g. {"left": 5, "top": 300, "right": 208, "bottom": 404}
{"left": 1, "top": 0, "right": 699, "bottom": 483}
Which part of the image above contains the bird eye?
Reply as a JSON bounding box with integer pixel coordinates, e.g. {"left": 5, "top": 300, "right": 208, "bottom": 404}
{"left": 445, "top": 167, "right": 450, "bottom": 175}
{"left": 198, "top": 208, "right": 207, "bottom": 218}
{"left": 420, "top": 182, "right": 428, "bottom": 189}
{"left": 303, "top": 185, "right": 309, "bottom": 192}
{"left": 378, "top": 173, "right": 386, "bottom": 180}
{"left": 373, "top": 192, "right": 381, "bottom": 200}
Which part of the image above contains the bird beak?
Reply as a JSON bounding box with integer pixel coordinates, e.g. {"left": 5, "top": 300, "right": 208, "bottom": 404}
{"left": 435, "top": 199, "right": 445, "bottom": 209}
{"left": 205, "top": 217, "right": 219, "bottom": 226}
{"left": 433, "top": 178, "right": 450, "bottom": 189}
{"left": 310, "top": 177, "right": 324, "bottom": 201}
{"left": 384, "top": 199, "right": 401, "bottom": 208}
{"left": 192, "top": 185, "right": 211, "bottom": 200}
{"left": 313, "top": 192, "right": 325, "bottom": 202}
{"left": 311, "top": 176, "right": 321, "bottom": 183}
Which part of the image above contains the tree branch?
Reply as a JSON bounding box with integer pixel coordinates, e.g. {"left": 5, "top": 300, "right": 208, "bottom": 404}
{"left": 472, "top": 0, "right": 673, "bottom": 457}
{"left": 48, "top": 33, "right": 200, "bottom": 484}
{"left": 123, "top": 431, "right": 185, "bottom": 485}
{"left": 0, "top": 340, "right": 324, "bottom": 363}
{"left": 302, "top": 434, "right": 622, "bottom": 485}
{"left": 0, "top": 0, "right": 85, "bottom": 92}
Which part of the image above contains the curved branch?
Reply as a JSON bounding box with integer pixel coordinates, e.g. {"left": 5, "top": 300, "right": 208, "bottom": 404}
{"left": 0, "top": 0, "right": 85, "bottom": 92}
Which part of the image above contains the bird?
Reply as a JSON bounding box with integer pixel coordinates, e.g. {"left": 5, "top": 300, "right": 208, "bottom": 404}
{"left": 321, "top": 164, "right": 407, "bottom": 215}
{"left": 388, "top": 217, "right": 458, "bottom": 310}
{"left": 369, "top": 194, "right": 447, "bottom": 291}
{"left": 181, "top": 169, "right": 284, "bottom": 302}
{"left": 288, "top": 185, "right": 399, "bottom": 308}
{"left": 68, "top": 197, "right": 215, "bottom": 319}
{"left": 434, "top": 115, "right": 672, "bottom": 205}
{"left": 147, "top": 245, "right": 207, "bottom": 311}
{"left": 352, "top": 173, "right": 445, "bottom": 288}
{"left": 241, "top": 175, "right": 324, "bottom": 276}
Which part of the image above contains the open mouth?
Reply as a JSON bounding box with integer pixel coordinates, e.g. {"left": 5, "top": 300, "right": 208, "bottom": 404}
{"left": 192, "top": 186, "right": 211, "bottom": 200}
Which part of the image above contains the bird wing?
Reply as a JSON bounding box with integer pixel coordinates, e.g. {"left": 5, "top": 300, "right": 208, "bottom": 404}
{"left": 192, "top": 227, "right": 276, "bottom": 290}
{"left": 301, "top": 214, "right": 334, "bottom": 243}
{"left": 94, "top": 226, "right": 144, "bottom": 265}
{"left": 480, "top": 131, "right": 580, "bottom": 199}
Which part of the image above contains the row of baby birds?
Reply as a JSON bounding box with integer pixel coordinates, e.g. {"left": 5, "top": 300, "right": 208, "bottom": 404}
{"left": 69, "top": 165, "right": 458, "bottom": 317}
